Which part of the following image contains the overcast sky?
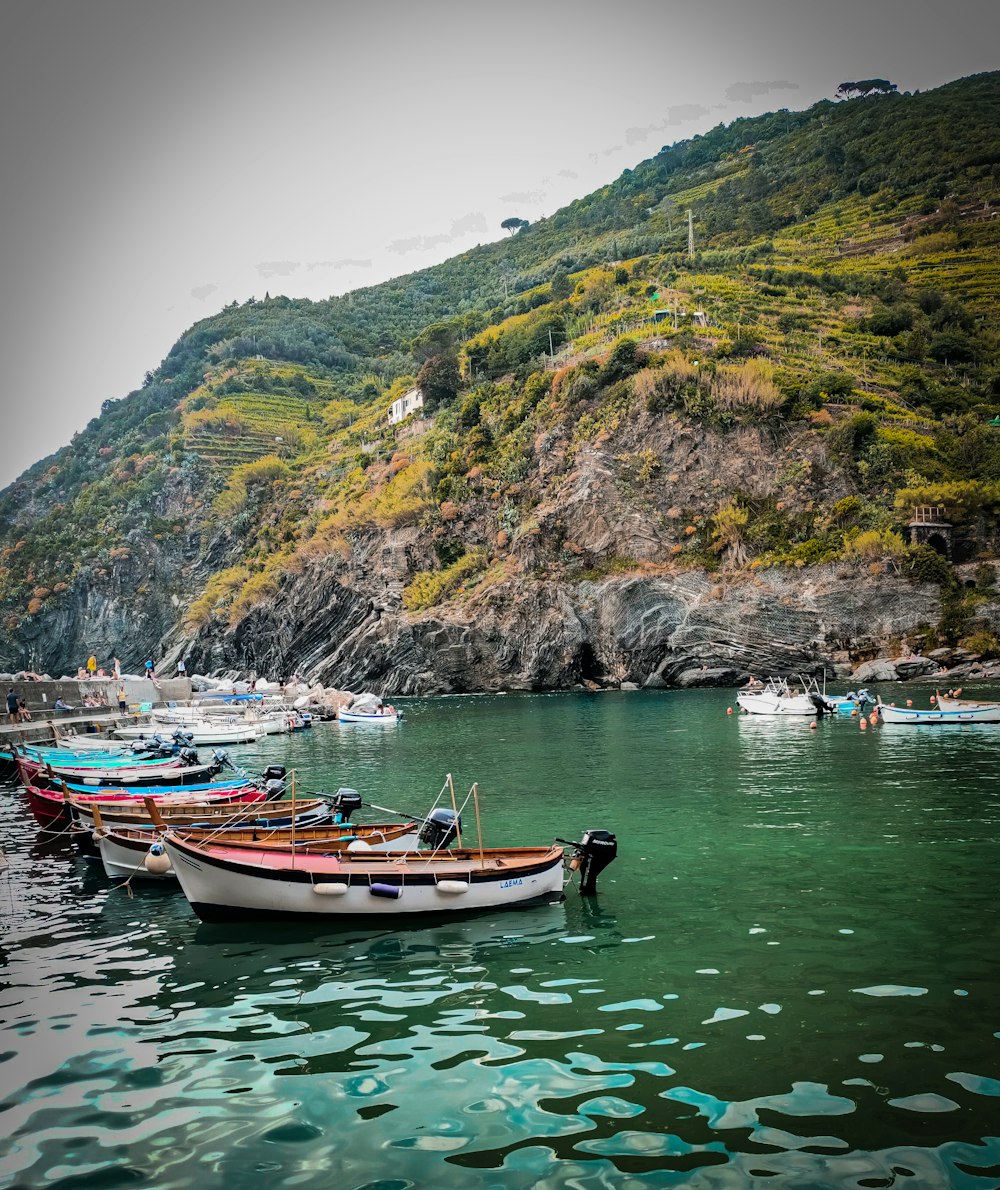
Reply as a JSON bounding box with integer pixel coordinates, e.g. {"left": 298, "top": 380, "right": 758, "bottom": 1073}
{"left": 0, "top": 0, "right": 995, "bottom": 489}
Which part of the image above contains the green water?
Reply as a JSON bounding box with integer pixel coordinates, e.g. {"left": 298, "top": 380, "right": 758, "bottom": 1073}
{"left": 2, "top": 689, "right": 999, "bottom": 1188}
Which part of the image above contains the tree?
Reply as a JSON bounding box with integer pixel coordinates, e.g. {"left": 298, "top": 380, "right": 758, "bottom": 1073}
{"left": 416, "top": 353, "right": 461, "bottom": 411}
{"left": 501, "top": 217, "right": 529, "bottom": 235}
{"left": 836, "top": 79, "right": 898, "bottom": 100}
{"left": 712, "top": 502, "right": 750, "bottom": 567}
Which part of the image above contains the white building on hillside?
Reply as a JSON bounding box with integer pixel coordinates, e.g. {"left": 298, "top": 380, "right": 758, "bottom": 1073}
{"left": 387, "top": 386, "right": 424, "bottom": 426}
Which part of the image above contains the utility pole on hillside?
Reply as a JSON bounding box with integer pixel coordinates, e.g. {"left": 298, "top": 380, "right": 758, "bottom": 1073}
{"left": 687, "top": 209, "right": 695, "bottom": 260}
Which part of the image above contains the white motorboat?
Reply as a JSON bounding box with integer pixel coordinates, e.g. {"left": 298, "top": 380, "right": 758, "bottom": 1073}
{"left": 736, "top": 676, "right": 821, "bottom": 717}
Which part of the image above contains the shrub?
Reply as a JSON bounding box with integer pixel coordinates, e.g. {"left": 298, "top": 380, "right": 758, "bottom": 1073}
{"left": 843, "top": 529, "right": 907, "bottom": 562}
{"left": 902, "top": 544, "right": 956, "bottom": 587}
{"left": 710, "top": 359, "right": 783, "bottom": 415}
{"left": 403, "top": 548, "right": 488, "bottom": 611}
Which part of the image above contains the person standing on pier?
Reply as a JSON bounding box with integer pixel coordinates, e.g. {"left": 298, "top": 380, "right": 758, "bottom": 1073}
{"left": 6, "top": 688, "right": 19, "bottom": 724}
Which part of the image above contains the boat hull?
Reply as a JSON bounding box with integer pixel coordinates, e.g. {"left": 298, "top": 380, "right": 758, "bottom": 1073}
{"left": 877, "top": 701, "right": 1000, "bottom": 724}
{"left": 337, "top": 710, "right": 399, "bottom": 724}
{"left": 26, "top": 782, "right": 263, "bottom": 829}
{"left": 165, "top": 838, "right": 566, "bottom": 921}
{"left": 736, "top": 692, "right": 816, "bottom": 716}
{"left": 97, "top": 820, "right": 421, "bottom": 879}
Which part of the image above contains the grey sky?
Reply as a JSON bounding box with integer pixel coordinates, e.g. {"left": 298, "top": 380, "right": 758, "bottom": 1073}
{"left": 0, "top": 0, "right": 996, "bottom": 489}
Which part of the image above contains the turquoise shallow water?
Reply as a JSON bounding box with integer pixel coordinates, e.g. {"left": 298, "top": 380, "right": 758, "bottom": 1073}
{"left": 2, "top": 688, "right": 999, "bottom": 1189}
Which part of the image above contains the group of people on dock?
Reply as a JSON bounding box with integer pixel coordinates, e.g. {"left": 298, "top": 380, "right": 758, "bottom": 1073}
{"left": 6, "top": 688, "right": 31, "bottom": 723}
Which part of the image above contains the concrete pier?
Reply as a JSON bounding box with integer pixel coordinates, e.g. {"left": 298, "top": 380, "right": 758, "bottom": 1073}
{"left": 0, "top": 677, "right": 193, "bottom": 748}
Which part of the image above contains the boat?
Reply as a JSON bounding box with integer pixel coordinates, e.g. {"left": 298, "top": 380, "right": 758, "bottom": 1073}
{"left": 55, "top": 734, "right": 130, "bottom": 752}
{"left": 163, "top": 833, "right": 614, "bottom": 921}
{"left": 23, "top": 775, "right": 268, "bottom": 829}
{"left": 876, "top": 697, "right": 1000, "bottom": 725}
{"left": 736, "top": 676, "right": 824, "bottom": 717}
{"left": 934, "top": 690, "right": 1000, "bottom": 717}
{"left": 821, "top": 688, "right": 874, "bottom": 714}
{"left": 161, "top": 776, "right": 617, "bottom": 921}
{"left": 68, "top": 790, "right": 320, "bottom": 834}
{"left": 16, "top": 753, "right": 219, "bottom": 787}
{"left": 91, "top": 811, "right": 421, "bottom": 881}
{"left": 337, "top": 707, "right": 400, "bottom": 724}
{"left": 113, "top": 721, "right": 262, "bottom": 745}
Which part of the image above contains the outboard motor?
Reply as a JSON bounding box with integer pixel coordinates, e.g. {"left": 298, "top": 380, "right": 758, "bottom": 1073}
{"left": 418, "top": 807, "right": 461, "bottom": 851}
{"left": 558, "top": 829, "right": 618, "bottom": 894}
{"left": 330, "top": 788, "right": 363, "bottom": 823}
{"left": 259, "top": 766, "right": 287, "bottom": 797}
{"left": 178, "top": 745, "right": 200, "bottom": 767}
{"left": 213, "top": 748, "right": 232, "bottom": 770}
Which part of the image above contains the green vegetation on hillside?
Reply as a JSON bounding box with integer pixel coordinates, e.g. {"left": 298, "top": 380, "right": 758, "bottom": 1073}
{"left": 1, "top": 72, "right": 999, "bottom": 665}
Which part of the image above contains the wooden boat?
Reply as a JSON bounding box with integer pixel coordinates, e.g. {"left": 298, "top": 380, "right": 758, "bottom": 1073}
{"left": 63, "top": 779, "right": 269, "bottom": 824}
{"left": 165, "top": 835, "right": 568, "bottom": 919}
{"left": 736, "top": 676, "right": 821, "bottom": 717}
{"left": 337, "top": 707, "right": 399, "bottom": 724}
{"left": 162, "top": 795, "right": 618, "bottom": 921}
{"left": 934, "top": 690, "right": 1000, "bottom": 718}
{"left": 17, "top": 754, "right": 218, "bottom": 787}
{"left": 55, "top": 735, "right": 130, "bottom": 752}
{"left": 23, "top": 777, "right": 265, "bottom": 829}
{"left": 67, "top": 792, "right": 325, "bottom": 833}
{"left": 876, "top": 697, "right": 1000, "bottom": 725}
{"left": 92, "top": 816, "right": 420, "bottom": 880}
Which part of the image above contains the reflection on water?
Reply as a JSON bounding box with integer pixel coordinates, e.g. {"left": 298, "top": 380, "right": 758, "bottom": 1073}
{"left": 2, "top": 690, "right": 1000, "bottom": 1188}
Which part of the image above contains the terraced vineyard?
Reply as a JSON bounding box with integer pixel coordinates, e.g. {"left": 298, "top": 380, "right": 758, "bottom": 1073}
{"left": 183, "top": 390, "right": 323, "bottom": 468}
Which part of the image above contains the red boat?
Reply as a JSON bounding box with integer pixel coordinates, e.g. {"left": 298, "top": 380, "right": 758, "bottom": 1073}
{"left": 23, "top": 778, "right": 265, "bottom": 829}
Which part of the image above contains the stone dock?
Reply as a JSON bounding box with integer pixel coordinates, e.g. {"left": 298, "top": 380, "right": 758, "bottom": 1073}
{"left": 0, "top": 677, "right": 192, "bottom": 748}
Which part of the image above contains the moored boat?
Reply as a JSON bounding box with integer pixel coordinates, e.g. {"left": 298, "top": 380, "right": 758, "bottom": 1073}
{"left": 93, "top": 815, "right": 421, "bottom": 880}
{"left": 24, "top": 776, "right": 268, "bottom": 829}
{"left": 114, "top": 721, "right": 262, "bottom": 745}
{"left": 876, "top": 697, "right": 1000, "bottom": 724}
{"left": 934, "top": 690, "right": 1000, "bottom": 716}
{"left": 736, "top": 676, "right": 822, "bottom": 717}
{"left": 162, "top": 784, "right": 617, "bottom": 921}
{"left": 337, "top": 707, "right": 400, "bottom": 724}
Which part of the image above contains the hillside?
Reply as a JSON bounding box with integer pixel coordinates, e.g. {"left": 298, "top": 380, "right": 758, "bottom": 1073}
{"left": 2, "top": 72, "right": 999, "bottom": 687}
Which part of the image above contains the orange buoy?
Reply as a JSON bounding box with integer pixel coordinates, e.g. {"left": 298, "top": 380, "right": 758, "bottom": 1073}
{"left": 906, "top": 699, "right": 913, "bottom": 707}
{"left": 930, "top": 695, "right": 936, "bottom": 704}
{"left": 851, "top": 707, "right": 858, "bottom": 717}
{"left": 727, "top": 706, "right": 733, "bottom": 715}
{"left": 870, "top": 708, "right": 879, "bottom": 724}
{"left": 809, "top": 721, "right": 817, "bottom": 730}
{"left": 860, "top": 717, "right": 868, "bottom": 730}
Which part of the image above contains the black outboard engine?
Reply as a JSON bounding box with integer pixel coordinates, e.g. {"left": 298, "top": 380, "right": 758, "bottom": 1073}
{"left": 559, "top": 829, "right": 618, "bottom": 894}
{"left": 213, "top": 748, "right": 232, "bottom": 770}
{"left": 330, "top": 788, "right": 362, "bottom": 823}
{"left": 261, "top": 765, "right": 287, "bottom": 797}
{"left": 418, "top": 807, "right": 461, "bottom": 851}
{"left": 178, "top": 745, "right": 200, "bottom": 767}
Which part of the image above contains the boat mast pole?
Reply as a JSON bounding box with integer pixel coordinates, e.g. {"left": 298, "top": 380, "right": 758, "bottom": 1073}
{"left": 290, "top": 769, "right": 296, "bottom": 868}
{"left": 446, "top": 773, "right": 462, "bottom": 848}
{"left": 472, "top": 782, "right": 484, "bottom": 866}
